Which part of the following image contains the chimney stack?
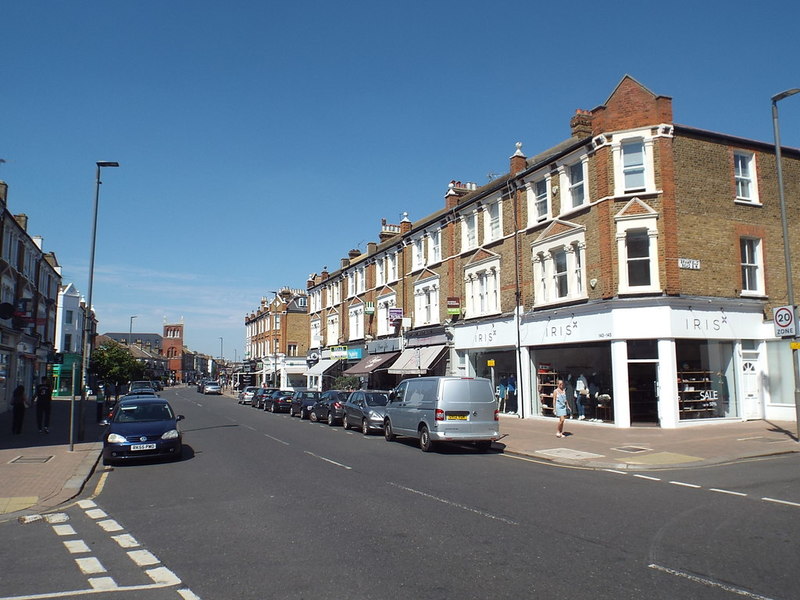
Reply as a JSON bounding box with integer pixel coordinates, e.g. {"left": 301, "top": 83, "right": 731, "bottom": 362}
{"left": 399, "top": 212, "right": 412, "bottom": 234}
{"left": 14, "top": 214, "right": 28, "bottom": 231}
{"left": 570, "top": 109, "right": 594, "bottom": 138}
{"left": 509, "top": 142, "right": 526, "bottom": 174}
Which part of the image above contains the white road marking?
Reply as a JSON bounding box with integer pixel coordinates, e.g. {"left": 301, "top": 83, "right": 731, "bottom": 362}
{"left": 84, "top": 508, "right": 107, "bottom": 520}
{"left": 76, "top": 499, "right": 96, "bottom": 509}
{"left": 88, "top": 577, "right": 117, "bottom": 590}
{"left": 177, "top": 588, "right": 203, "bottom": 600}
{"left": 762, "top": 497, "right": 800, "bottom": 508}
{"left": 111, "top": 533, "right": 140, "bottom": 548}
{"left": 18, "top": 515, "right": 43, "bottom": 524}
{"left": 264, "top": 433, "right": 290, "bottom": 445}
{"left": 145, "top": 566, "right": 182, "bottom": 585}
{"left": 97, "top": 519, "right": 123, "bottom": 532}
{"left": 388, "top": 482, "right": 518, "bottom": 525}
{"left": 603, "top": 469, "right": 629, "bottom": 475}
{"left": 710, "top": 488, "right": 747, "bottom": 497}
{"left": 44, "top": 513, "right": 69, "bottom": 524}
{"left": 128, "top": 549, "right": 160, "bottom": 566}
{"left": 52, "top": 524, "right": 76, "bottom": 536}
{"left": 634, "top": 474, "right": 661, "bottom": 481}
{"left": 0, "top": 581, "right": 184, "bottom": 599}
{"left": 669, "top": 481, "right": 701, "bottom": 489}
{"left": 304, "top": 451, "right": 352, "bottom": 469}
{"left": 75, "top": 557, "right": 106, "bottom": 575}
{"left": 63, "top": 540, "right": 90, "bottom": 554}
{"left": 649, "top": 563, "right": 777, "bottom": 599}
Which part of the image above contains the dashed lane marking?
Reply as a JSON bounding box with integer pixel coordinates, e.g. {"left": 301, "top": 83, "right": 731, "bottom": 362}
{"left": 111, "top": 533, "right": 140, "bottom": 548}
{"left": 304, "top": 451, "right": 352, "bottom": 470}
{"left": 52, "top": 524, "right": 76, "bottom": 536}
{"left": 388, "top": 482, "right": 518, "bottom": 526}
{"left": 710, "top": 488, "right": 748, "bottom": 497}
{"left": 97, "top": 519, "right": 123, "bottom": 532}
{"left": 74, "top": 557, "right": 106, "bottom": 575}
{"left": 762, "top": 497, "right": 800, "bottom": 508}
{"left": 127, "top": 549, "right": 160, "bottom": 567}
{"left": 63, "top": 540, "right": 90, "bottom": 554}
{"left": 649, "top": 563, "right": 777, "bottom": 599}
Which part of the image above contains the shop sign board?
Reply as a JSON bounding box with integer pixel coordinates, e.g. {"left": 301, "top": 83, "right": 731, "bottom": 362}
{"left": 773, "top": 305, "right": 796, "bottom": 338}
{"left": 446, "top": 297, "right": 461, "bottom": 315}
{"left": 330, "top": 345, "right": 348, "bottom": 359}
{"left": 347, "top": 348, "right": 363, "bottom": 360}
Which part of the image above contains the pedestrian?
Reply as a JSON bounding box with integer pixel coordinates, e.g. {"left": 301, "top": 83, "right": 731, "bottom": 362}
{"left": 35, "top": 376, "right": 53, "bottom": 433}
{"left": 497, "top": 377, "right": 507, "bottom": 413}
{"left": 11, "top": 384, "right": 27, "bottom": 435}
{"left": 506, "top": 374, "right": 517, "bottom": 414}
{"left": 554, "top": 379, "right": 569, "bottom": 438}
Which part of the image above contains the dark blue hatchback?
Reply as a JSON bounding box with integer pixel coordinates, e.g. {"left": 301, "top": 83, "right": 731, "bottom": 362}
{"left": 102, "top": 397, "right": 185, "bottom": 465}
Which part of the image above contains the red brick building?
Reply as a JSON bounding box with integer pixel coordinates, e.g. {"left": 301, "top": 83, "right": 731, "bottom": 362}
{"left": 163, "top": 322, "right": 184, "bottom": 383}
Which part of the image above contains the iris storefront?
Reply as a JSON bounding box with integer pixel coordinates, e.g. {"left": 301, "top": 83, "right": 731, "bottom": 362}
{"left": 455, "top": 297, "right": 782, "bottom": 428}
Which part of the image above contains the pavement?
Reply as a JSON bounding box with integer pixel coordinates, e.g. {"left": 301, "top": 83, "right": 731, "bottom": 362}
{"left": 1, "top": 391, "right": 797, "bottom": 522}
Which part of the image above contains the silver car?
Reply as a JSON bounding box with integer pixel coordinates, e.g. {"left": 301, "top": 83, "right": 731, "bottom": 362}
{"left": 203, "top": 381, "right": 222, "bottom": 395}
{"left": 342, "top": 390, "right": 390, "bottom": 435}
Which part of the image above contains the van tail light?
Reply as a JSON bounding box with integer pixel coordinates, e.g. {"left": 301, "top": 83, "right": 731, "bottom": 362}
{"left": 435, "top": 408, "right": 445, "bottom": 421}
{"left": 494, "top": 410, "right": 499, "bottom": 421}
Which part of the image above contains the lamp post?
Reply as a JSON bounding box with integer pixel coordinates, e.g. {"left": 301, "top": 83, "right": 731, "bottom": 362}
{"left": 80, "top": 161, "right": 119, "bottom": 440}
{"left": 129, "top": 315, "right": 137, "bottom": 347}
{"left": 269, "top": 291, "right": 278, "bottom": 387}
{"left": 771, "top": 88, "right": 800, "bottom": 441}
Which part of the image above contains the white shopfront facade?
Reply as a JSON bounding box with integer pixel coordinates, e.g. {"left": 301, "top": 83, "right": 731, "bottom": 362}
{"left": 454, "top": 297, "right": 793, "bottom": 428}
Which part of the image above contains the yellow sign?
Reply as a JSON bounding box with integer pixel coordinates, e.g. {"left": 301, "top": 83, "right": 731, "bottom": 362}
{"left": 791, "top": 342, "right": 800, "bottom": 350}
{"left": 487, "top": 359, "right": 495, "bottom": 367}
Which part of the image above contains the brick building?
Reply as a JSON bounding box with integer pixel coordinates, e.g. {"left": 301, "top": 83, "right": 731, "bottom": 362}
{"left": 305, "top": 76, "right": 799, "bottom": 427}
{"left": 244, "top": 288, "right": 309, "bottom": 389}
{"left": 163, "top": 322, "right": 184, "bottom": 383}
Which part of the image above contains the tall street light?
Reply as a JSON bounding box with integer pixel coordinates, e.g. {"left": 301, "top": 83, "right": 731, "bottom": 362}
{"left": 771, "top": 88, "right": 800, "bottom": 441}
{"left": 129, "top": 315, "right": 138, "bottom": 347}
{"left": 79, "top": 161, "right": 119, "bottom": 440}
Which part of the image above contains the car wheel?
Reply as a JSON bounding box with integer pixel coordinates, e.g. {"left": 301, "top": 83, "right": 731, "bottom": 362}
{"left": 342, "top": 414, "right": 350, "bottom": 430}
{"left": 270, "top": 403, "right": 277, "bottom": 413}
{"left": 475, "top": 441, "right": 492, "bottom": 452}
{"left": 362, "top": 419, "right": 370, "bottom": 436}
{"left": 310, "top": 410, "right": 318, "bottom": 423}
{"left": 327, "top": 411, "right": 336, "bottom": 426}
{"left": 419, "top": 426, "right": 435, "bottom": 452}
{"left": 384, "top": 420, "right": 395, "bottom": 441}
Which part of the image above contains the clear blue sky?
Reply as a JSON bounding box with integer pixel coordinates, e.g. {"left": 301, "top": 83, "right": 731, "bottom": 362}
{"left": 3, "top": 1, "right": 799, "bottom": 360}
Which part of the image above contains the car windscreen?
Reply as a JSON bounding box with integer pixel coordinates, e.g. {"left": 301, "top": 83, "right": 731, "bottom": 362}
{"left": 365, "top": 393, "right": 389, "bottom": 406}
{"left": 115, "top": 403, "right": 174, "bottom": 422}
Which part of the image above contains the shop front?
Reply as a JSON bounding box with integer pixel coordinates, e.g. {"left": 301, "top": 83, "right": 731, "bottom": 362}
{"left": 517, "top": 297, "right": 773, "bottom": 428}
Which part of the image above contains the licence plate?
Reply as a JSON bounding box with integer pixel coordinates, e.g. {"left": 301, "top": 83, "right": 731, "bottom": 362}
{"left": 446, "top": 414, "right": 468, "bottom": 421}
{"left": 130, "top": 443, "right": 157, "bottom": 451}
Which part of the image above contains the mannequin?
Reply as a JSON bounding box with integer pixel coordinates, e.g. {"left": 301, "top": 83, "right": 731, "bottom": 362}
{"left": 575, "top": 374, "right": 589, "bottom": 420}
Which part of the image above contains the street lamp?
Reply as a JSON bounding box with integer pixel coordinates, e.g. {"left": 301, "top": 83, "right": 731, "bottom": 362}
{"left": 129, "top": 315, "right": 137, "bottom": 347}
{"left": 269, "top": 291, "right": 279, "bottom": 387}
{"left": 771, "top": 88, "right": 800, "bottom": 441}
{"left": 80, "top": 161, "right": 119, "bottom": 440}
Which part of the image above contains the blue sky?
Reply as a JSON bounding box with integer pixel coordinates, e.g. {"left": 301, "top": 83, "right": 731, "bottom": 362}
{"left": 3, "top": 1, "right": 799, "bottom": 360}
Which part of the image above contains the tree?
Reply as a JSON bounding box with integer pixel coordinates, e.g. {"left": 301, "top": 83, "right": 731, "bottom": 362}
{"left": 90, "top": 339, "right": 144, "bottom": 389}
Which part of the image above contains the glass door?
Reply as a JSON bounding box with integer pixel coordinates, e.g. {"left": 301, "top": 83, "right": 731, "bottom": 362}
{"left": 628, "top": 362, "right": 659, "bottom": 424}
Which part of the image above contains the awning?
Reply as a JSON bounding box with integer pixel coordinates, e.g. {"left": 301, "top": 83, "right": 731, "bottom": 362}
{"left": 284, "top": 365, "right": 308, "bottom": 374}
{"left": 344, "top": 352, "right": 400, "bottom": 376}
{"left": 304, "top": 358, "right": 339, "bottom": 376}
{"left": 388, "top": 345, "right": 448, "bottom": 375}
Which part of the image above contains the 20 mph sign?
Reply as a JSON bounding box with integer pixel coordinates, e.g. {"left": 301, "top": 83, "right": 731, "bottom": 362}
{"left": 774, "top": 305, "right": 796, "bottom": 337}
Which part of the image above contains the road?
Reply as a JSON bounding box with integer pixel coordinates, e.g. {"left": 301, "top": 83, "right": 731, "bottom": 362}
{"left": 2, "top": 386, "right": 798, "bottom": 600}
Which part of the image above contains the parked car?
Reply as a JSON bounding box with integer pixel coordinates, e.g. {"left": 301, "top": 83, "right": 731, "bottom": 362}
{"left": 203, "top": 381, "right": 222, "bottom": 395}
{"left": 289, "top": 390, "right": 321, "bottom": 419}
{"left": 130, "top": 380, "right": 155, "bottom": 391}
{"left": 310, "top": 390, "right": 351, "bottom": 425}
{"left": 196, "top": 379, "right": 210, "bottom": 393}
{"left": 101, "top": 397, "right": 184, "bottom": 465}
{"left": 384, "top": 376, "right": 500, "bottom": 452}
{"left": 238, "top": 386, "right": 259, "bottom": 405}
{"left": 150, "top": 380, "right": 163, "bottom": 391}
{"left": 342, "top": 390, "right": 390, "bottom": 435}
{"left": 251, "top": 387, "right": 278, "bottom": 410}
{"left": 264, "top": 390, "right": 294, "bottom": 413}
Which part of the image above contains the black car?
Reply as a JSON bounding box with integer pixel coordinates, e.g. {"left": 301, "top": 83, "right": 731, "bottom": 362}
{"left": 310, "top": 390, "right": 351, "bottom": 425}
{"left": 289, "top": 390, "right": 321, "bottom": 419}
{"left": 102, "top": 397, "right": 184, "bottom": 465}
{"left": 264, "top": 390, "right": 294, "bottom": 413}
{"left": 251, "top": 387, "right": 278, "bottom": 410}
{"left": 342, "top": 390, "right": 390, "bottom": 435}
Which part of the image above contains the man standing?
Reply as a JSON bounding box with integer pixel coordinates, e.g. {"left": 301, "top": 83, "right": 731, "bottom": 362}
{"left": 35, "top": 376, "right": 53, "bottom": 433}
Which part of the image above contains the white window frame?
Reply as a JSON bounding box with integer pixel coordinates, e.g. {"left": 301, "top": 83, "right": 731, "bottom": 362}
{"left": 464, "top": 259, "right": 500, "bottom": 318}
{"left": 611, "top": 129, "right": 657, "bottom": 196}
{"left": 461, "top": 211, "right": 479, "bottom": 252}
{"left": 412, "top": 236, "right": 425, "bottom": 270}
{"left": 734, "top": 150, "right": 760, "bottom": 205}
{"left": 375, "top": 257, "right": 386, "bottom": 288}
{"left": 310, "top": 318, "right": 322, "bottom": 348}
{"left": 376, "top": 293, "right": 397, "bottom": 337}
{"left": 387, "top": 252, "right": 398, "bottom": 283}
{"left": 616, "top": 214, "right": 661, "bottom": 295}
{"left": 740, "top": 237, "right": 765, "bottom": 296}
{"left": 484, "top": 199, "right": 502, "bottom": 243}
{"left": 531, "top": 231, "right": 588, "bottom": 307}
{"left": 529, "top": 177, "right": 550, "bottom": 224}
{"left": 413, "top": 277, "right": 440, "bottom": 328}
{"left": 347, "top": 272, "right": 356, "bottom": 298}
{"left": 348, "top": 305, "right": 364, "bottom": 341}
{"left": 356, "top": 265, "right": 366, "bottom": 294}
{"left": 428, "top": 229, "right": 442, "bottom": 265}
{"left": 326, "top": 314, "right": 340, "bottom": 346}
{"left": 558, "top": 155, "right": 589, "bottom": 211}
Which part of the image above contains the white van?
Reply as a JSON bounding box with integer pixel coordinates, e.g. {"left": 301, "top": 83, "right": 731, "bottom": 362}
{"left": 384, "top": 376, "right": 500, "bottom": 452}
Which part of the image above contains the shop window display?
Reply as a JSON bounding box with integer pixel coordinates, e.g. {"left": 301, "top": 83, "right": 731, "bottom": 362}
{"left": 535, "top": 347, "right": 613, "bottom": 422}
{"left": 676, "top": 340, "right": 737, "bottom": 420}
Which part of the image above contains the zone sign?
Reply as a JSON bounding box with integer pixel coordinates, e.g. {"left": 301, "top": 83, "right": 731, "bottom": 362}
{"left": 774, "top": 305, "right": 796, "bottom": 337}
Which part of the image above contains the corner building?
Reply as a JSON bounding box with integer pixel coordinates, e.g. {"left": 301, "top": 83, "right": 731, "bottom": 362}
{"left": 307, "top": 76, "right": 799, "bottom": 428}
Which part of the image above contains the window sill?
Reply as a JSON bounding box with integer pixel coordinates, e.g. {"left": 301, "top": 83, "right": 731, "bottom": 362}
{"left": 734, "top": 199, "right": 762, "bottom": 207}
{"left": 739, "top": 291, "right": 767, "bottom": 299}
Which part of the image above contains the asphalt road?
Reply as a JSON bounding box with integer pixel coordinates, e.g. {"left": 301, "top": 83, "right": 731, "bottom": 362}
{"left": 2, "top": 386, "right": 798, "bottom": 600}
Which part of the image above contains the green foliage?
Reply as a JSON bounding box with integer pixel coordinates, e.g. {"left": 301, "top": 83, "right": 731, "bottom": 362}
{"left": 332, "top": 375, "right": 360, "bottom": 390}
{"left": 90, "top": 340, "right": 144, "bottom": 386}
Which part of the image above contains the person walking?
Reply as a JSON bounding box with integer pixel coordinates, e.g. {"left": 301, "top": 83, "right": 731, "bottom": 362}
{"left": 35, "top": 376, "right": 53, "bottom": 433}
{"left": 554, "top": 379, "right": 569, "bottom": 438}
{"left": 11, "top": 384, "right": 27, "bottom": 435}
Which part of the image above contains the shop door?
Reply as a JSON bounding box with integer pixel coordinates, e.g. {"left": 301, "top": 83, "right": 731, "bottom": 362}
{"left": 740, "top": 359, "right": 762, "bottom": 420}
{"left": 628, "top": 362, "right": 659, "bottom": 424}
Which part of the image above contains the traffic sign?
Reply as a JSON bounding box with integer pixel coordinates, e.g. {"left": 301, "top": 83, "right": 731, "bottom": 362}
{"left": 774, "top": 305, "right": 796, "bottom": 337}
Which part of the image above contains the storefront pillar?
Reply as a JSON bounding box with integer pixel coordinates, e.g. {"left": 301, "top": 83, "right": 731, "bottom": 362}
{"left": 519, "top": 344, "right": 532, "bottom": 419}
{"left": 611, "top": 340, "right": 631, "bottom": 428}
{"left": 658, "top": 339, "right": 679, "bottom": 428}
